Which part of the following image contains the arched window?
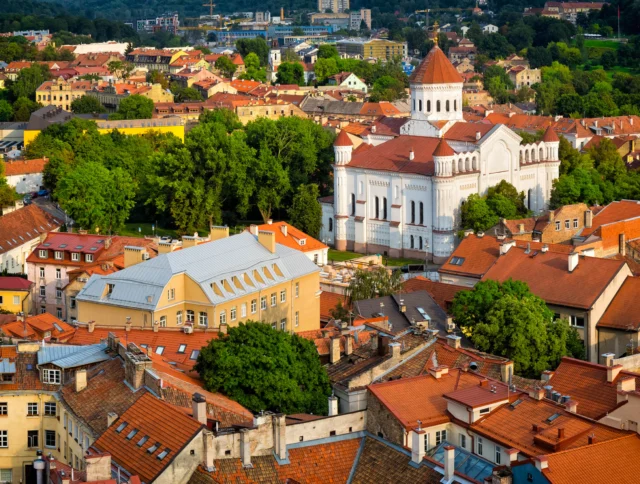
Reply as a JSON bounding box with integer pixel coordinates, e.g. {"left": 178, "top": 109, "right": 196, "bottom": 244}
{"left": 375, "top": 197, "right": 380, "bottom": 219}
{"left": 413, "top": 99, "right": 416, "bottom": 111}
{"left": 528, "top": 189, "right": 533, "bottom": 211}
{"left": 437, "top": 100, "right": 441, "bottom": 112}
{"left": 419, "top": 236, "right": 423, "bottom": 250}
{"left": 410, "top": 235, "right": 414, "bottom": 249}
{"left": 411, "top": 201, "right": 416, "bottom": 224}
{"left": 418, "top": 99, "right": 422, "bottom": 112}
{"left": 382, "top": 197, "right": 387, "bottom": 220}
{"left": 454, "top": 100, "right": 457, "bottom": 111}
{"left": 351, "top": 193, "right": 356, "bottom": 216}
{"left": 427, "top": 100, "right": 431, "bottom": 112}
{"left": 539, "top": 147, "right": 544, "bottom": 160}
{"left": 329, "top": 218, "right": 333, "bottom": 232}
{"left": 419, "top": 202, "right": 424, "bottom": 225}
{"left": 446, "top": 100, "right": 450, "bottom": 112}
{"left": 465, "top": 158, "right": 471, "bottom": 171}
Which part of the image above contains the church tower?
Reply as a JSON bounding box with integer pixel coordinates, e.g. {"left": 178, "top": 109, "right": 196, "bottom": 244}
{"left": 333, "top": 130, "right": 353, "bottom": 251}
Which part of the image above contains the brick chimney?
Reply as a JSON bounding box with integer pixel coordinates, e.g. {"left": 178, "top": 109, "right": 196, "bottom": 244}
{"left": 389, "top": 342, "right": 401, "bottom": 359}
{"left": 329, "top": 336, "right": 341, "bottom": 364}
{"left": 529, "top": 387, "right": 545, "bottom": 401}
{"left": 565, "top": 399, "right": 578, "bottom": 413}
{"left": 344, "top": 334, "right": 353, "bottom": 356}
{"left": 607, "top": 364, "right": 623, "bottom": 383}
{"left": 447, "top": 335, "right": 461, "bottom": 349}
{"left": 240, "top": 429, "right": 252, "bottom": 468}
{"left": 123, "top": 344, "right": 153, "bottom": 390}
{"left": 107, "top": 412, "right": 118, "bottom": 428}
{"left": 602, "top": 353, "right": 615, "bottom": 367}
{"left": 619, "top": 233, "right": 626, "bottom": 257}
{"left": 124, "top": 246, "right": 148, "bottom": 268}
{"left": 87, "top": 320, "right": 96, "bottom": 333}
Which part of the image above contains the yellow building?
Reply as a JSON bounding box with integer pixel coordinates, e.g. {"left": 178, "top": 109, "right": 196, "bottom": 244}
{"left": 35, "top": 78, "right": 95, "bottom": 111}
{"left": 76, "top": 228, "right": 321, "bottom": 333}
{"left": 0, "top": 278, "right": 32, "bottom": 314}
{"left": 336, "top": 38, "right": 407, "bottom": 60}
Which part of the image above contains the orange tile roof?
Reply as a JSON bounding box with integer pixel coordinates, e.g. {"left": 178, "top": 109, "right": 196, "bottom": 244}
{"left": 334, "top": 129, "right": 353, "bottom": 146}
{"left": 368, "top": 370, "right": 484, "bottom": 429}
{"left": 443, "top": 121, "right": 494, "bottom": 142}
{"left": 545, "top": 357, "right": 640, "bottom": 420}
{"left": 439, "top": 234, "right": 501, "bottom": 278}
{"left": 93, "top": 393, "right": 203, "bottom": 483}
{"left": 433, "top": 138, "right": 455, "bottom": 157}
{"left": 444, "top": 379, "right": 511, "bottom": 408}
{"left": 230, "top": 79, "right": 261, "bottom": 93}
{"left": 252, "top": 221, "right": 328, "bottom": 253}
{"left": 482, "top": 246, "right": 626, "bottom": 309}
{"left": 485, "top": 113, "right": 554, "bottom": 132}
{"left": 319, "top": 291, "right": 347, "bottom": 321}
{"left": 409, "top": 46, "right": 463, "bottom": 85}
{"left": 581, "top": 199, "right": 640, "bottom": 238}
{"left": 598, "top": 276, "right": 640, "bottom": 330}
{"left": 402, "top": 276, "right": 469, "bottom": 313}
{"left": 297, "top": 326, "right": 373, "bottom": 357}
{"left": 358, "top": 102, "right": 402, "bottom": 117}
{"left": 0, "top": 205, "right": 61, "bottom": 256}
{"left": 542, "top": 125, "right": 559, "bottom": 142}
{"left": 543, "top": 435, "right": 640, "bottom": 484}
{"left": 3, "top": 158, "right": 48, "bottom": 176}
{"left": 2, "top": 313, "right": 76, "bottom": 341}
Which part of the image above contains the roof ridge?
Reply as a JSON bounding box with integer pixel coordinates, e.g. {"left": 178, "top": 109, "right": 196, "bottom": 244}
{"left": 546, "top": 434, "right": 638, "bottom": 458}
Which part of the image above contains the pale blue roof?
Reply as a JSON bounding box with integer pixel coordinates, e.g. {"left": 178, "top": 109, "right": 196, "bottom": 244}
{"left": 0, "top": 359, "right": 16, "bottom": 373}
{"left": 37, "top": 343, "right": 109, "bottom": 369}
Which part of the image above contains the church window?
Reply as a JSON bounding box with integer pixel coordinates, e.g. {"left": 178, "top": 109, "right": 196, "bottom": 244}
{"left": 410, "top": 235, "right": 414, "bottom": 249}
{"left": 329, "top": 218, "right": 333, "bottom": 232}
{"left": 437, "top": 100, "right": 441, "bottom": 112}
{"left": 454, "top": 100, "right": 457, "bottom": 111}
{"left": 375, "top": 197, "right": 380, "bottom": 219}
{"left": 419, "top": 202, "right": 424, "bottom": 225}
{"left": 446, "top": 100, "right": 450, "bottom": 111}
{"left": 418, "top": 100, "right": 422, "bottom": 111}
{"left": 419, "top": 237, "right": 423, "bottom": 250}
{"left": 383, "top": 197, "right": 387, "bottom": 220}
{"left": 351, "top": 193, "right": 356, "bottom": 216}
{"left": 427, "top": 100, "right": 431, "bottom": 112}
{"left": 413, "top": 99, "right": 416, "bottom": 111}
{"left": 411, "top": 201, "right": 416, "bottom": 224}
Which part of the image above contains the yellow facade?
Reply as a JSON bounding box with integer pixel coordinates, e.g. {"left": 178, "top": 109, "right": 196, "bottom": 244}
{"left": 24, "top": 123, "right": 185, "bottom": 146}
{"left": 36, "top": 79, "right": 90, "bottom": 111}
{"left": 0, "top": 290, "right": 30, "bottom": 314}
{"left": 78, "top": 271, "right": 320, "bottom": 333}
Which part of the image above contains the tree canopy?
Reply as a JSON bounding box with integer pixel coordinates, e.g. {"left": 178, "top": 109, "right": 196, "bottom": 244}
{"left": 288, "top": 184, "right": 322, "bottom": 239}
{"left": 109, "top": 95, "right": 154, "bottom": 120}
{"left": 195, "top": 322, "right": 331, "bottom": 415}
{"left": 347, "top": 267, "right": 403, "bottom": 302}
{"left": 71, "top": 95, "right": 106, "bottom": 114}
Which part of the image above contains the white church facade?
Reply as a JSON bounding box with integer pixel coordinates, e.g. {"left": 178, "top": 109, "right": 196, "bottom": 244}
{"left": 320, "top": 44, "right": 561, "bottom": 263}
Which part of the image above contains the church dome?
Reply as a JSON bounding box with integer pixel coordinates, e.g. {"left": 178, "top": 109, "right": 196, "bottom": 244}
{"left": 409, "top": 46, "right": 464, "bottom": 85}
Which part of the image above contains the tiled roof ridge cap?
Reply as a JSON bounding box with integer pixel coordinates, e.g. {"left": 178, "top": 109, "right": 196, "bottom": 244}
{"left": 544, "top": 434, "right": 637, "bottom": 458}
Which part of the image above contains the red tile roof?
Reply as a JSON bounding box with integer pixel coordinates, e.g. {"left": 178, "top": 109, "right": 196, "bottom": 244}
{"left": 358, "top": 102, "right": 402, "bottom": 117}
{"left": 439, "top": 234, "right": 502, "bottom": 279}
{"left": 410, "top": 46, "right": 463, "bottom": 85}
{"left": 2, "top": 313, "right": 75, "bottom": 341}
{"left": 580, "top": 200, "right": 640, "bottom": 238}
{"left": 0, "top": 204, "right": 61, "bottom": 256}
{"left": 3, "top": 158, "right": 48, "bottom": 176}
{"left": 319, "top": 291, "right": 347, "bottom": 321}
{"left": 598, "top": 276, "right": 640, "bottom": 330}
{"left": 482, "top": 246, "right": 626, "bottom": 309}
{"left": 252, "top": 222, "right": 326, "bottom": 253}
{"left": 93, "top": 393, "right": 203, "bottom": 483}
{"left": 444, "top": 379, "right": 511, "bottom": 408}
{"left": 433, "top": 138, "right": 455, "bottom": 157}
{"left": 443, "top": 121, "right": 494, "bottom": 143}
{"left": 0, "top": 277, "right": 32, "bottom": 291}
{"left": 402, "top": 277, "right": 469, "bottom": 313}
{"left": 542, "top": 125, "right": 559, "bottom": 142}
{"left": 334, "top": 129, "right": 353, "bottom": 146}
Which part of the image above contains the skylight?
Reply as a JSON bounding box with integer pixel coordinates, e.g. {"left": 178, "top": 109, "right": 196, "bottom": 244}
{"left": 509, "top": 399, "right": 523, "bottom": 409}
{"left": 75, "top": 245, "right": 83, "bottom": 249}
{"left": 157, "top": 448, "right": 171, "bottom": 460}
{"left": 59, "top": 244, "right": 67, "bottom": 248}
{"left": 190, "top": 350, "right": 200, "bottom": 360}
{"left": 155, "top": 346, "right": 165, "bottom": 355}
{"left": 178, "top": 344, "right": 187, "bottom": 354}
{"left": 43, "top": 243, "right": 51, "bottom": 247}
{"left": 53, "top": 323, "right": 63, "bottom": 332}
{"left": 545, "top": 413, "right": 561, "bottom": 424}
{"left": 450, "top": 257, "right": 465, "bottom": 266}
{"left": 126, "top": 429, "right": 139, "bottom": 440}
{"left": 147, "top": 442, "right": 161, "bottom": 453}
{"left": 116, "top": 422, "right": 128, "bottom": 433}
{"left": 137, "top": 435, "right": 149, "bottom": 447}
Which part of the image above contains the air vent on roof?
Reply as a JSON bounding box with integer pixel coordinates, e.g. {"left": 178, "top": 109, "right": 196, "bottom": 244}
{"left": 469, "top": 362, "right": 479, "bottom": 371}
{"left": 509, "top": 399, "right": 523, "bottom": 410}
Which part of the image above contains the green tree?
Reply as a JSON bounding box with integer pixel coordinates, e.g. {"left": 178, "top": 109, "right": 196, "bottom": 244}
{"left": 318, "top": 44, "right": 339, "bottom": 59}
{"left": 110, "top": 95, "right": 154, "bottom": 120}
{"left": 292, "top": 27, "right": 305, "bottom": 36}
{"left": 238, "top": 52, "right": 267, "bottom": 82}
{"left": 12, "top": 97, "right": 39, "bottom": 122}
{"left": 314, "top": 58, "right": 338, "bottom": 84}
{"left": 0, "top": 100, "right": 13, "bottom": 122}
{"left": 460, "top": 194, "right": 499, "bottom": 232}
{"left": 275, "top": 62, "right": 305, "bottom": 85}
{"left": 369, "top": 75, "right": 406, "bottom": 102}
{"left": 174, "top": 87, "right": 203, "bottom": 102}
{"left": 288, "top": 184, "right": 322, "bottom": 239}
{"left": 215, "top": 55, "right": 237, "bottom": 78}
{"left": 486, "top": 180, "right": 527, "bottom": 216}
{"left": 451, "top": 280, "right": 583, "bottom": 376}
{"left": 70, "top": 95, "right": 107, "bottom": 114}
{"left": 195, "top": 322, "right": 331, "bottom": 415}
{"left": 0, "top": 162, "right": 18, "bottom": 208}
{"left": 10, "top": 64, "right": 50, "bottom": 101}
{"left": 347, "top": 267, "right": 403, "bottom": 302}
{"left": 236, "top": 37, "right": 269, "bottom": 66}
{"left": 107, "top": 60, "right": 134, "bottom": 79}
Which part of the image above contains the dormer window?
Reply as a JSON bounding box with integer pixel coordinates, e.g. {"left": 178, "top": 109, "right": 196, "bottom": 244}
{"left": 71, "top": 253, "right": 80, "bottom": 262}
{"left": 85, "top": 254, "right": 93, "bottom": 263}
{"left": 299, "top": 239, "right": 306, "bottom": 246}
{"left": 39, "top": 250, "right": 47, "bottom": 258}
{"left": 54, "top": 251, "right": 63, "bottom": 260}
{"left": 106, "top": 284, "right": 114, "bottom": 296}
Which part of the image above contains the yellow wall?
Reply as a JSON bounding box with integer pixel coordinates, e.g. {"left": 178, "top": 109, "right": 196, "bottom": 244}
{"left": 0, "top": 290, "right": 30, "bottom": 314}
{"left": 78, "top": 271, "right": 320, "bottom": 333}
{"left": 24, "top": 124, "right": 185, "bottom": 146}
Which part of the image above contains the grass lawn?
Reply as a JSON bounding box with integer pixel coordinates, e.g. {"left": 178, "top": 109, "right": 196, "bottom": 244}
{"left": 385, "top": 256, "right": 425, "bottom": 267}
{"left": 584, "top": 39, "right": 621, "bottom": 50}
{"left": 120, "top": 223, "right": 210, "bottom": 239}
{"left": 327, "top": 249, "right": 423, "bottom": 267}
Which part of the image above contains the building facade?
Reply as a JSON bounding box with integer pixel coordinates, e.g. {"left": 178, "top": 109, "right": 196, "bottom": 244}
{"left": 320, "top": 45, "right": 560, "bottom": 262}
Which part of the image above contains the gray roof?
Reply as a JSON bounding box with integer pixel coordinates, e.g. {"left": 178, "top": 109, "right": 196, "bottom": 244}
{"left": 300, "top": 98, "right": 364, "bottom": 116}
{"left": 38, "top": 343, "right": 109, "bottom": 369}
{"left": 77, "top": 232, "right": 320, "bottom": 310}
{"left": 0, "top": 359, "right": 16, "bottom": 374}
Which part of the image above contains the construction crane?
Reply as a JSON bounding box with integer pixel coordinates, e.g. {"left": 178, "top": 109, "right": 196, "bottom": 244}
{"left": 203, "top": 1, "right": 216, "bottom": 18}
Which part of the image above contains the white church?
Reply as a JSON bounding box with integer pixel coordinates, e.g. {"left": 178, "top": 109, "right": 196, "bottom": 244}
{"left": 320, "top": 44, "right": 561, "bottom": 263}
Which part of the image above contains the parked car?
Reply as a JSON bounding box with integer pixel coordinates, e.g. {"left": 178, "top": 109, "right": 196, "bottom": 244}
{"left": 23, "top": 195, "right": 32, "bottom": 205}
{"left": 37, "top": 189, "right": 49, "bottom": 197}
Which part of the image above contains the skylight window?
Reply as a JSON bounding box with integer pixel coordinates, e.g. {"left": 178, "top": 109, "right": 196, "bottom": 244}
{"left": 450, "top": 257, "right": 465, "bottom": 266}
{"left": 126, "top": 429, "right": 139, "bottom": 440}
{"left": 75, "top": 245, "right": 83, "bottom": 249}
{"left": 43, "top": 243, "right": 51, "bottom": 247}
{"left": 137, "top": 435, "right": 149, "bottom": 447}
{"left": 59, "top": 244, "right": 67, "bottom": 248}
{"left": 178, "top": 344, "right": 187, "bottom": 354}
{"left": 147, "top": 442, "right": 161, "bottom": 453}
{"left": 545, "top": 413, "right": 561, "bottom": 424}
{"left": 155, "top": 346, "right": 165, "bottom": 355}
{"left": 190, "top": 350, "right": 200, "bottom": 360}
{"left": 53, "top": 323, "right": 63, "bottom": 332}
{"left": 509, "top": 399, "right": 523, "bottom": 409}
{"left": 157, "top": 448, "right": 171, "bottom": 460}
{"left": 115, "top": 422, "right": 128, "bottom": 433}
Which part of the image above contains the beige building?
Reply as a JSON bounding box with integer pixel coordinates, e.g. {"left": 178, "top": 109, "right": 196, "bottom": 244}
{"left": 76, "top": 229, "right": 321, "bottom": 333}
{"left": 36, "top": 78, "right": 95, "bottom": 111}
{"left": 507, "top": 66, "right": 541, "bottom": 89}
{"left": 336, "top": 38, "right": 407, "bottom": 60}
{"left": 87, "top": 82, "right": 174, "bottom": 112}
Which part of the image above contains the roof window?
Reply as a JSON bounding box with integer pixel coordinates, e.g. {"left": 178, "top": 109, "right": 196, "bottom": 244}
{"left": 450, "top": 257, "right": 465, "bottom": 266}
{"left": 115, "top": 422, "right": 128, "bottom": 433}
{"left": 126, "top": 429, "right": 139, "bottom": 440}
{"left": 147, "top": 442, "right": 161, "bottom": 453}
{"left": 190, "top": 350, "right": 200, "bottom": 360}
{"left": 509, "top": 399, "right": 523, "bottom": 410}
{"left": 545, "top": 413, "right": 561, "bottom": 424}
{"left": 137, "top": 435, "right": 149, "bottom": 447}
{"left": 157, "top": 448, "right": 171, "bottom": 460}
{"left": 155, "top": 346, "right": 165, "bottom": 355}
{"left": 178, "top": 344, "right": 186, "bottom": 354}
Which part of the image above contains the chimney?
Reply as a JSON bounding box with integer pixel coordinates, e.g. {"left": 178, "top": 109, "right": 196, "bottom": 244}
{"left": 557, "top": 428, "right": 565, "bottom": 439}
{"left": 409, "top": 148, "right": 415, "bottom": 161}
{"left": 267, "top": 219, "right": 273, "bottom": 225}
{"left": 399, "top": 299, "right": 406, "bottom": 313}
{"left": 258, "top": 230, "right": 276, "bottom": 253}
{"left": 619, "top": 233, "right": 626, "bottom": 257}
{"left": 280, "top": 224, "right": 288, "bottom": 237}
{"left": 240, "top": 429, "right": 252, "bottom": 468}
{"left": 273, "top": 414, "right": 287, "bottom": 461}
{"left": 618, "top": 376, "right": 636, "bottom": 393}
{"left": 585, "top": 209, "right": 593, "bottom": 228}
{"left": 328, "top": 394, "right": 338, "bottom": 416}
{"left": 541, "top": 370, "right": 553, "bottom": 382}
{"left": 588, "top": 434, "right": 596, "bottom": 445}
{"left": 344, "top": 334, "right": 353, "bottom": 355}
{"left": 602, "top": 353, "right": 615, "bottom": 367}
{"left": 447, "top": 335, "right": 461, "bottom": 349}
{"left": 429, "top": 365, "right": 449, "bottom": 379}
{"left": 529, "top": 387, "right": 545, "bottom": 401}
{"left": 568, "top": 252, "right": 579, "bottom": 272}
{"left": 88, "top": 321, "right": 96, "bottom": 333}
{"left": 500, "top": 362, "right": 513, "bottom": 383}
{"left": 565, "top": 399, "right": 577, "bottom": 413}
{"left": 107, "top": 412, "right": 118, "bottom": 428}
{"left": 249, "top": 224, "right": 259, "bottom": 236}
{"left": 153, "top": 320, "right": 159, "bottom": 332}
{"left": 548, "top": 209, "right": 555, "bottom": 224}
{"left": 607, "top": 364, "right": 623, "bottom": 383}
{"left": 475, "top": 131, "right": 481, "bottom": 141}
{"left": 182, "top": 234, "right": 201, "bottom": 248}
{"left": 124, "top": 246, "right": 147, "bottom": 268}
{"left": 534, "top": 456, "right": 548, "bottom": 471}
{"left": 389, "top": 342, "right": 401, "bottom": 359}
{"left": 123, "top": 344, "right": 153, "bottom": 390}
{"left": 525, "top": 242, "right": 531, "bottom": 254}
{"left": 329, "top": 336, "right": 341, "bottom": 364}
{"left": 158, "top": 241, "right": 178, "bottom": 254}
{"left": 209, "top": 225, "right": 229, "bottom": 241}
{"left": 411, "top": 429, "right": 426, "bottom": 464}
{"left": 518, "top": 223, "right": 525, "bottom": 233}
{"left": 506, "top": 449, "right": 519, "bottom": 467}
{"left": 75, "top": 369, "right": 87, "bottom": 393}
{"left": 85, "top": 453, "right": 112, "bottom": 482}
{"left": 192, "top": 393, "right": 207, "bottom": 425}
{"left": 125, "top": 319, "right": 132, "bottom": 332}
{"left": 500, "top": 240, "right": 516, "bottom": 255}
{"left": 444, "top": 445, "right": 455, "bottom": 481}
{"left": 541, "top": 244, "right": 549, "bottom": 253}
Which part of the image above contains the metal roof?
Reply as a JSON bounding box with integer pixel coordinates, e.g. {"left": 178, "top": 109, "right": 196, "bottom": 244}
{"left": 37, "top": 343, "right": 109, "bottom": 368}
{"left": 0, "top": 359, "right": 16, "bottom": 374}
{"left": 77, "top": 232, "right": 320, "bottom": 310}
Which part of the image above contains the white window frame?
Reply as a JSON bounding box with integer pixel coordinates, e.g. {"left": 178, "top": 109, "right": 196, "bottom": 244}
{"left": 159, "top": 316, "right": 167, "bottom": 328}
{"left": 39, "top": 267, "right": 45, "bottom": 278}
{"left": 477, "top": 437, "right": 483, "bottom": 455}
{"left": 565, "top": 219, "right": 570, "bottom": 229}
{"left": 555, "top": 221, "right": 561, "bottom": 231}
{"left": 176, "top": 311, "right": 183, "bottom": 325}
{"left": 219, "top": 310, "right": 226, "bottom": 325}
{"left": 71, "top": 252, "right": 80, "bottom": 261}
{"left": 280, "top": 290, "right": 286, "bottom": 303}
{"left": 295, "top": 311, "right": 299, "bottom": 327}
{"left": 44, "top": 402, "right": 56, "bottom": 416}
{"left": 178, "top": 344, "right": 187, "bottom": 354}
{"left": 27, "top": 402, "right": 38, "bottom": 416}
{"left": 423, "top": 433, "right": 429, "bottom": 452}
{"left": 295, "top": 282, "right": 299, "bottom": 298}
{"left": 573, "top": 218, "right": 579, "bottom": 229}
{"left": 241, "top": 303, "right": 247, "bottom": 318}
{"left": 435, "top": 430, "right": 447, "bottom": 446}
{"left": 167, "top": 288, "right": 175, "bottom": 300}
{"left": 39, "top": 286, "right": 46, "bottom": 297}
{"left": 186, "top": 310, "right": 195, "bottom": 322}
{"left": 45, "top": 430, "right": 56, "bottom": 448}
{"left": 54, "top": 251, "right": 63, "bottom": 260}
{"left": 459, "top": 434, "right": 466, "bottom": 448}
{"left": 251, "top": 299, "right": 257, "bottom": 313}
{"left": 495, "top": 445, "right": 502, "bottom": 464}
{"left": 271, "top": 293, "right": 276, "bottom": 307}
{"left": 39, "top": 250, "right": 47, "bottom": 259}
{"left": 56, "top": 268, "right": 61, "bottom": 279}
{"left": 199, "top": 312, "right": 208, "bottom": 326}
{"left": 260, "top": 297, "right": 267, "bottom": 310}
{"left": 85, "top": 254, "right": 93, "bottom": 263}
{"left": 280, "top": 318, "right": 286, "bottom": 331}
{"left": 0, "top": 431, "right": 7, "bottom": 448}
{"left": 43, "top": 369, "right": 61, "bottom": 384}
{"left": 230, "top": 307, "right": 236, "bottom": 321}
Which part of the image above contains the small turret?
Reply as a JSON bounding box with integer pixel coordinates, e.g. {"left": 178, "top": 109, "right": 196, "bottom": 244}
{"left": 334, "top": 130, "right": 353, "bottom": 165}
{"left": 541, "top": 126, "right": 560, "bottom": 161}
{"left": 433, "top": 139, "right": 456, "bottom": 177}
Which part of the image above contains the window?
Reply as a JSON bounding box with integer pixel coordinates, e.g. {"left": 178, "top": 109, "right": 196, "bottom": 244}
{"left": 446, "top": 100, "right": 450, "bottom": 111}
{"left": 39, "top": 285, "right": 46, "bottom": 297}
{"left": 0, "top": 431, "right": 7, "bottom": 448}
{"left": 241, "top": 303, "right": 247, "bottom": 318}
{"left": 44, "top": 402, "right": 56, "bottom": 416}
{"left": 85, "top": 254, "right": 93, "bottom": 263}
{"left": 0, "top": 469, "right": 12, "bottom": 482}
{"left": 427, "top": 100, "right": 431, "bottom": 112}
{"left": 410, "top": 235, "right": 414, "bottom": 249}
{"left": 115, "top": 422, "right": 128, "bottom": 433}
{"left": 435, "top": 430, "right": 447, "bottom": 445}
{"left": 382, "top": 197, "right": 387, "bottom": 220}
{"left": 565, "top": 219, "right": 570, "bottom": 229}
{"left": 374, "top": 196, "right": 380, "bottom": 219}
{"left": 39, "top": 250, "right": 47, "bottom": 258}
{"left": 186, "top": 310, "right": 194, "bottom": 322}
{"left": 176, "top": 310, "right": 182, "bottom": 325}
{"left": 573, "top": 218, "right": 579, "bottom": 228}
{"left": 126, "top": 429, "right": 139, "bottom": 440}
{"left": 54, "top": 251, "right": 63, "bottom": 260}
{"left": 555, "top": 221, "right": 561, "bottom": 231}
{"left": 295, "top": 311, "right": 299, "bottom": 327}
{"left": 495, "top": 446, "right": 502, "bottom": 464}
{"left": 27, "top": 430, "right": 38, "bottom": 448}
{"left": 351, "top": 193, "right": 356, "bottom": 216}
{"left": 155, "top": 346, "right": 165, "bottom": 355}
{"left": 280, "top": 319, "right": 287, "bottom": 331}
{"left": 157, "top": 448, "right": 171, "bottom": 460}
{"left": 419, "top": 202, "right": 424, "bottom": 225}
{"left": 477, "top": 437, "right": 483, "bottom": 455}
{"left": 418, "top": 99, "right": 422, "bottom": 111}
{"left": 251, "top": 299, "right": 257, "bottom": 313}
{"left": 329, "top": 218, "right": 333, "bottom": 232}
{"left": 271, "top": 322, "right": 276, "bottom": 330}
{"left": 219, "top": 310, "right": 226, "bottom": 325}
{"left": 45, "top": 430, "right": 56, "bottom": 448}
{"left": 27, "top": 403, "right": 38, "bottom": 416}
{"left": 190, "top": 350, "right": 200, "bottom": 360}
{"left": 70, "top": 297, "right": 76, "bottom": 309}
{"left": 231, "top": 306, "right": 237, "bottom": 321}
{"left": 55, "top": 268, "right": 61, "bottom": 279}
{"left": 40, "top": 307, "right": 46, "bottom": 314}
{"left": 178, "top": 344, "right": 187, "bottom": 354}
{"left": 280, "top": 290, "right": 286, "bottom": 303}
{"left": 423, "top": 433, "right": 429, "bottom": 452}
{"left": 39, "top": 267, "right": 45, "bottom": 278}
{"left": 71, "top": 252, "right": 80, "bottom": 261}
{"left": 271, "top": 293, "right": 277, "bottom": 307}
{"left": 295, "top": 283, "right": 299, "bottom": 298}
{"left": 419, "top": 237, "right": 423, "bottom": 251}
{"left": 411, "top": 201, "right": 416, "bottom": 224}
{"left": 0, "top": 403, "right": 5, "bottom": 415}
{"left": 459, "top": 434, "right": 466, "bottom": 448}
{"left": 158, "top": 315, "right": 167, "bottom": 328}
{"left": 56, "top": 288, "right": 62, "bottom": 299}
{"left": 198, "top": 312, "right": 208, "bottom": 326}
{"left": 437, "top": 100, "right": 441, "bottom": 112}
{"left": 147, "top": 442, "right": 160, "bottom": 454}
{"left": 479, "top": 407, "right": 490, "bottom": 414}
{"left": 168, "top": 288, "right": 175, "bottom": 300}
{"left": 137, "top": 435, "right": 149, "bottom": 447}
{"left": 261, "top": 296, "right": 267, "bottom": 310}
{"left": 570, "top": 315, "right": 585, "bottom": 328}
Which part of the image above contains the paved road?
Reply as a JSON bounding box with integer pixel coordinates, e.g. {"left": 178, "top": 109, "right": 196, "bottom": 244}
{"left": 32, "top": 198, "right": 73, "bottom": 227}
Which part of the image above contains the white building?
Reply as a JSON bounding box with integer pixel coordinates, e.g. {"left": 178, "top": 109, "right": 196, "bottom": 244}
{"left": 482, "top": 24, "right": 498, "bottom": 33}
{"left": 4, "top": 157, "right": 47, "bottom": 194}
{"left": 319, "top": 44, "right": 560, "bottom": 263}
{"left": 329, "top": 72, "right": 368, "bottom": 93}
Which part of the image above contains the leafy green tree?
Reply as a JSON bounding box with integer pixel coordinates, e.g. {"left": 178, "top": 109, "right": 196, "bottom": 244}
{"left": 107, "top": 60, "right": 134, "bottom": 79}
{"left": 588, "top": 138, "right": 626, "bottom": 182}
{"left": 451, "top": 280, "right": 583, "bottom": 376}
{"left": 110, "top": 95, "right": 153, "bottom": 120}
{"left": 0, "top": 101, "right": 13, "bottom": 122}
{"left": 275, "top": 62, "right": 305, "bottom": 85}
{"left": 12, "top": 97, "right": 39, "bottom": 122}
{"left": 486, "top": 180, "right": 527, "bottom": 216}
{"left": 347, "top": 267, "right": 403, "bottom": 302}
{"left": 329, "top": 300, "right": 350, "bottom": 321}
{"left": 195, "top": 322, "right": 331, "bottom": 415}
{"left": 314, "top": 58, "right": 338, "bottom": 84}
{"left": 252, "top": 146, "right": 290, "bottom": 222}
{"left": 318, "top": 44, "right": 339, "bottom": 59}
{"left": 559, "top": 135, "right": 591, "bottom": 175}
{"left": 236, "top": 37, "right": 269, "bottom": 66}
{"left": 238, "top": 52, "right": 267, "bottom": 82}
{"left": 288, "top": 184, "right": 322, "bottom": 239}
{"left": 147, "top": 70, "right": 169, "bottom": 89}
{"left": 10, "top": 64, "right": 50, "bottom": 101}
{"left": 0, "top": 162, "right": 18, "bottom": 208}
{"left": 369, "top": 75, "right": 406, "bottom": 102}
{"left": 71, "top": 95, "right": 107, "bottom": 114}
{"left": 215, "top": 55, "right": 237, "bottom": 78}
{"left": 174, "top": 87, "right": 203, "bottom": 102}
{"left": 460, "top": 194, "right": 499, "bottom": 232}
{"left": 292, "top": 27, "right": 305, "bottom": 36}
